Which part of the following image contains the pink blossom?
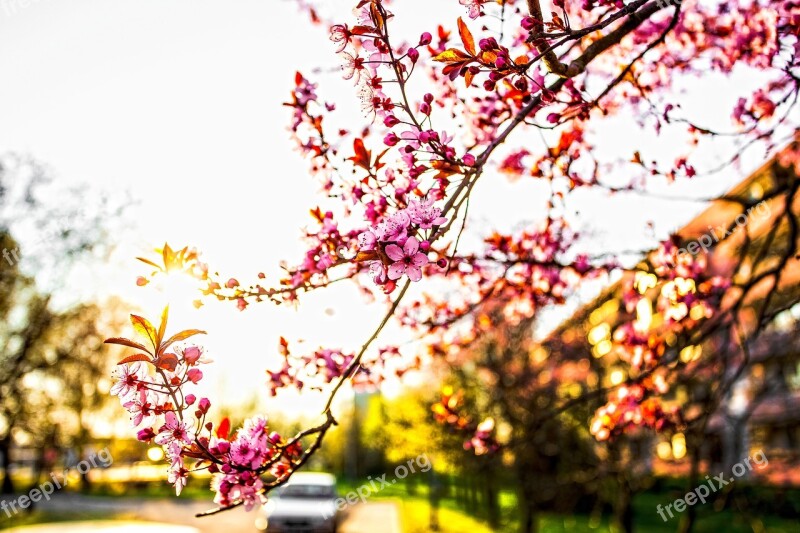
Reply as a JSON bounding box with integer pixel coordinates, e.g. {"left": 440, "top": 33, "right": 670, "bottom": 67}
{"left": 111, "top": 361, "right": 147, "bottom": 400}
{"left": 408, "top": 199, "right": 448, "bottom": 229}
{"left": 329, "top": 24, "right": 351, "bottom": 53}
{"left": 386, "top": 237, "right": 429, "bottom": 282}
{"left": 155, "top": 412, "right": 196, "bottom": 446}
{"left": 460, "top": 0, "right": 485, "bottom": 19}
{"left": 180, "top": 345, "right": 203, "bottom": 365}
{"left": 358, "top": 229, "right": 378, "bottom": 251}
{"left": 376, "top": 211, "right": 411, "bottom": 242}
{"left": 123, "top": 390, "right": 157, "bottom": 428}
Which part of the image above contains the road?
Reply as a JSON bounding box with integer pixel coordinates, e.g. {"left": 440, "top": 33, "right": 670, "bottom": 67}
{"left": 2, "top": 493, "right": 402, "bottom": 533}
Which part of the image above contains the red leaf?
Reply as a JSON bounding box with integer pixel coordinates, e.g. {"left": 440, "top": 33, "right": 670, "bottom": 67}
{"left": 217, "top": 417, "right": 231, "bottom": 440}
{"left": 457, "top": 18, "right": 476, "bottom": 56}
{"left": 348, "top": 138, "right": 372, "bottom": 170}
{"left": 105, "top": 337, "right": 153, "bottom": 354}
{"left": 154, "top": 353, "right": 179, "bottom": 372}
{"left": 117, "top": 353, "right": 152, "bottom": 365}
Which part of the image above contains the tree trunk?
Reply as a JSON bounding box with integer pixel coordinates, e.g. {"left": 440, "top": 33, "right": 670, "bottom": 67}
{"left": 0, "top": 434, "right": 14, "bottom": 494}
{"left": 614, "top": 482, "right": 634, "bottom": 533}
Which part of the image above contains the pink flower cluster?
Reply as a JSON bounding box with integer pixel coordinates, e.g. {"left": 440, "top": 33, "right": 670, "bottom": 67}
{"left": 357, "top": 198, "right": 447, "bottom": 285}
{"left": 110, "top": 323, "right": 300, "bottom": 504}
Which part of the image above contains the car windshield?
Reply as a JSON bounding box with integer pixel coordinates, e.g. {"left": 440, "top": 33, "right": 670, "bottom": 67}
{"left": 278, "top": 484, "right": 336, "bottom": 499}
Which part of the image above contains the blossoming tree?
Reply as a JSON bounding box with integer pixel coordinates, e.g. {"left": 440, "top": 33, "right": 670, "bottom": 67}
{"left": 105, "top": 0, "right": 799, "bottom": 519}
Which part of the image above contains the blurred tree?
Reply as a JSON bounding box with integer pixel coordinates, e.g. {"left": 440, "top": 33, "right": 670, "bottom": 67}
{"left": 0, "top": 155, "right": 123, "bottom": 495}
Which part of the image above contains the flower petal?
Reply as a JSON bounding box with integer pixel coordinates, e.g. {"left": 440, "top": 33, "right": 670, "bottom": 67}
{"left": 410, "top": 253, "right": 429, "bottom": 267}
{"left": 406, "top": 265, "right": 422, "bottom": 282}
{"left": 385, "top": 244, "right": 404, "bottom": 261}
{"left": 388, "top": 262, "right": 405, "bottom": 280}
{"left": 403, "top": 237, "right": 419, "bottom": 256}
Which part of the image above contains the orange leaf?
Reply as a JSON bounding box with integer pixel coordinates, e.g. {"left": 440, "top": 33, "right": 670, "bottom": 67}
{"left": 157, "top": 306, "right": 169, "bottom": 347}
{"left": 432, "top": 48, "right": 472, "bottom": 63}
{"left": 161, "top": 329, "right": 207, "bottom": 352}
{"left": 131, "top": 314, "right": 158, "bottom": 350}
{"left": 117, "top": 353, "right": 152, "bottom": 365}
{"left": 465, "top": 69, "right": 474, "bottom": 88}
{"left": 457, "top": 18, "right": 476, "bottom": 56}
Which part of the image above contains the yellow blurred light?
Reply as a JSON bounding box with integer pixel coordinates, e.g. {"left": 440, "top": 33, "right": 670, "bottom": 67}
{"left": 635, "top": 271, "right": 658, "bottom": 294}
{"left": 671, "top": 433, "right": 687, "bottom": 460}
{"left": 680, "top": 345, "right": 702, "bottom": 363}
{"left": 656, "top": 441, "right": 672, "bottom": 460}
{"left": 147, "top": 447, "right": 165, "bottom": 462}
{"left": 589, "top": 299, "right": 619, "bottom": 325}
{"left": 593, "top": 340, "right": 612, "bottom": 358}
{"left": 634, "top": 298, "right": 653, "bottom": 332}
{"left": 610, "top": 369, "right": 626, "bottom": 385}
{"left": 674, "top": 277, "right": 696, "bottom": 296}
{"left": 588, "top": 323, "right": 611, "bottom": 345}
{"left": 690, "top": 303, "right": 706, "bottom": 321}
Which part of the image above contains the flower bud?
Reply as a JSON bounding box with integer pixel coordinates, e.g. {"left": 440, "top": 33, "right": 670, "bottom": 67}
{"left": 419, "top": 32, "right": 432, "bottom": 46}
{"left": 187, "top": 368, "right": 203, "bottom": 384}
{"left": 407, "top": 47, "right": 420, "bottom": 62}
{"left": 137, "top": 428, "right": 156, "bottom": 442}
{"left": 183, "top": 346, "right": 202, "bottom": 365}
{"left": 198, "top": 397, "right": 211, "bottom": 414}
{"left": 384, "top": 132, "right": 400, "bottom": 146}
{"left": 185, "top": 394, "right": 196, "bottom": 406}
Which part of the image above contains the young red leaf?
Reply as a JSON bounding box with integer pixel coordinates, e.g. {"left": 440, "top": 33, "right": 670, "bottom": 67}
{"left": 117, "top": 353, "right": 152, "bottom": 365}
{"left": 217, "top": 417, "right": 231, "bottom": 440}
{"left": 457, "top": 18, "right": 476, "bottom": 56}
{"left": 348, "top": 138, "right": 372, "bottom": 170}
{"left": 105, "top": 337, "right": 153, "bottom": 354}
{"left": 154, "top": 352, "right": 179, "bottom": 372}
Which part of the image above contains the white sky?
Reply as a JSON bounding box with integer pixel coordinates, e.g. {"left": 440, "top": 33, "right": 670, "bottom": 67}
{"left": 0, "top": 0, "right": 788, "bottom": 432}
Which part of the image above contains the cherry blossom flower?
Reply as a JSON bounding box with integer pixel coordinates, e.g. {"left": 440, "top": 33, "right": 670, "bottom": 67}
{"left": 340, "top": 52, "right": 366, "bottom": 84}
{"left": 329, "top": 24, "right": 351, "bottom": 53}
{"left": 122, "top": 389, "right": 157, "bottom": 428}
{"left": 155, "top": 412, "right": 196, "bottom": 446}
{"left": 408, "top": 199, "right": 448, "bottom": 229}
{"left": 459, "top": 0, "right": 485, "bottom": 19}
{"left": 111, "top": 361, "right": 147, "bottom": 400}
{"left": 386, "top": 237, "right": 429, "bottom": 282}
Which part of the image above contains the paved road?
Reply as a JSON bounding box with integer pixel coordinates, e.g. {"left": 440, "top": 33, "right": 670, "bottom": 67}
{"left": 2, "top": 493, "right": 401, "bottom": 533}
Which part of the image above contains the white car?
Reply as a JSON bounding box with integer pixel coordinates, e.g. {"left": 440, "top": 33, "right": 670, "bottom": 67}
{"left": 256, "top": 472, "right": 340, "bottom": 533}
